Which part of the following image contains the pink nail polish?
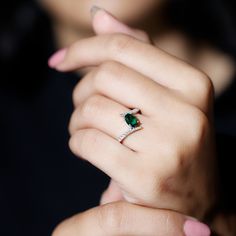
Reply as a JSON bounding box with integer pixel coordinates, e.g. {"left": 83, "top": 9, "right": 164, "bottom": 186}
{"left": 48, "top": 48, "right": 67, "bottom": 68}
{"left": 183, "top": 220, "right": 211, "bottom": 236}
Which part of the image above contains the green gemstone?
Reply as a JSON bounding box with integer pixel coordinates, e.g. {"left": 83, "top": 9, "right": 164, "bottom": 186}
{"left": 125, "top": 113, "right": 138, "bottom": 128}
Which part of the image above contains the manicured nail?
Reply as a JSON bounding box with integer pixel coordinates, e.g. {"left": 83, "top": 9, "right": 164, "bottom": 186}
{"left": 183, "top": 220, "right": 211, "bottom": 236}
{"left": 48, "top": 48, "right": 67, "bottom": 68}
{"left": 90, "top": 5, "right": 104, "bottom": 18}
{"left": 90, "top": 5, "right": 135, "bottom": 37}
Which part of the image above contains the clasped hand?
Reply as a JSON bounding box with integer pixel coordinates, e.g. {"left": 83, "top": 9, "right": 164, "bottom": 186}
{"left": 49, "top": 7, "right": 216, "bottom": 236}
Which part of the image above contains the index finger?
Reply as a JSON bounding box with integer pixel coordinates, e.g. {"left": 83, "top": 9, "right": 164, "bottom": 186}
{"left": 50, "top": 33, "right": 205, "bottom": 93}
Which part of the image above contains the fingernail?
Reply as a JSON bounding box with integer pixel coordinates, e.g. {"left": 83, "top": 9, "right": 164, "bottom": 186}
{"left": 90, "top": 5, "right": 133, "bottom": 36}
{"left": 48, "top": 48, "right": 67, "bottom": 68}
{"left": 90, "top": 5, "right": 104, "bottom": 18}
{"left": 183, "top": 220, "right": 211, "bottom": 236}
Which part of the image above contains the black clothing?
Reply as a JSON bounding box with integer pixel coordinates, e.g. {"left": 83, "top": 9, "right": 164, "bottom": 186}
{"left": 0, "top": 22, "right": 109, "bottom": 236}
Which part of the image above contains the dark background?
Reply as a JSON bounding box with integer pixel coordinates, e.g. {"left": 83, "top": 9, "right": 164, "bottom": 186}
{"left": 0, "top": 0, "right": 236, "bottom": 235}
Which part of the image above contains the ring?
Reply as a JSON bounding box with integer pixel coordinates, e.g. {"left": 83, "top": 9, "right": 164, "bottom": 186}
{"left": 117, "top": 108, "right": 143, "bottom": 143}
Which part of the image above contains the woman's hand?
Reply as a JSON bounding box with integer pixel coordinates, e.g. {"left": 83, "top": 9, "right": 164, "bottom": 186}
{"left": 49, "top": 7, "right": 217, "bottom": 220}
{"left": 52, "top": 201, "right": 211, "bottom": 236}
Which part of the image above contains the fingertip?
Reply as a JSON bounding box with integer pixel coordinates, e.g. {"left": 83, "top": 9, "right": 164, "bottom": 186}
{"left": 90, "top": 5, "right": 132, "bottom": 35}
{"left": 90, "top": 5, "right": 112, "bottom": 34}
{"left": 90, "top": 5, "right": 103, "bottom": 18}
{"left": 183, "top": 220, "right": 211, "bottom": 236}
{"left": 90, "top": 6, "right": 151, "bottom": 43}
{"left": 48, "top": 48, "right": 67, "bottom": 68}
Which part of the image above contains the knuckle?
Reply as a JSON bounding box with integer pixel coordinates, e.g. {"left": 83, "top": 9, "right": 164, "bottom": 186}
{"left": 98, "top": 202, "right": 127, "bottom": 234}
{"left": 193, "top": 71, "right": 215, "bottom": 101}
{"left": 72, "top": 82, "right": 81, "bottom": 106}
{"left": 80, "top": 95, "right": 104, "bottom": 118}
{"left": 69, "top": 129, "right": 98, "bottom": 156}
{"left": 94, "top": 64, "right": 107, "bottom": 82}
{"left": 188, "top": 108, "right": 209, "bottom": 145}
{"left": 107, "top": 34, "right": 134, "bottom": 57}
{"left": 69, "top": 133, "right": 80, "bottom": 155}
{"left": 193, "top": 109, "right": 209, "bottom": 138}
{"left": 94, "top": 61, "right": 124, "bottom": 90}
{"left": 68, "top": 109, "right": 79, "bottom": 135}
{"left": 200, "top": 78, "right": 214, "bottom": 100}
{"left": 95, "top": 61, "right": 118, "bottom": 80}
{"left": 93, "top": 63, "right": 110, "bottom": 89}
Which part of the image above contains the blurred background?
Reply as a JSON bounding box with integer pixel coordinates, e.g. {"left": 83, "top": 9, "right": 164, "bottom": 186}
{"left": 1, "top": 0, "right": 236, "bottom": 235}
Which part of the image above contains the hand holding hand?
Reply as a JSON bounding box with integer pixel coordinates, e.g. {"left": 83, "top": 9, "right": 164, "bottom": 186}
{"left": 52, "top": 201, "right": 211, "bottom": 236}
{"left": 49, "top": 6, "right": 217, "bottom": 221}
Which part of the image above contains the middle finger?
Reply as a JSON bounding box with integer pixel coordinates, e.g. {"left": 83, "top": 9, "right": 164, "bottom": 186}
{"left": 72, "top": 61, "right": 174, "bottom": 118}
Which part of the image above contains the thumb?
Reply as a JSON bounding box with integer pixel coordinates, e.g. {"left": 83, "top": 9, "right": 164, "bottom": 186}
{"left": 52, "top": 202, "right": 211, "bottom": 236}
{"left": 90, "top": 5, "right": 152, "bottom": 44}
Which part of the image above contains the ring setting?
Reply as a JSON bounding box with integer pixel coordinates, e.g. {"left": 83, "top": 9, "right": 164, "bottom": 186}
{"left": 117, "top": 108, "right": 143, "bottom": 143}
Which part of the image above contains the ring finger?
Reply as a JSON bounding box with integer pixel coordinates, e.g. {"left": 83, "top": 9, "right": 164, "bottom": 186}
{"left": 69, "top": 93, "right": 153, "bottom": 152}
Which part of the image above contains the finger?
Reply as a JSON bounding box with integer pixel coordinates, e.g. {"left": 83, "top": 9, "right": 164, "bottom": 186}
{"left": 100, "top": 180, "right": 124, "bottom": 205}
{"left": 49, "top": 32, "right": 205, "bottom": 97}
{"left": 48, "top": 7, "right": 151, "bottom": 71}
{"left": 69, "top": 93, "right": 151, "bottom": 152}
{"left": 69, "top": 128, "right": 138, "bottom": 185}
{"left": 52, "top": 202, "right": 211, "bottom": 236}
{"left": 72, "top": 61, "right": 174, "bottom": 117}
{"left": 91, "top": 6, "right": 152, "bottom": 44}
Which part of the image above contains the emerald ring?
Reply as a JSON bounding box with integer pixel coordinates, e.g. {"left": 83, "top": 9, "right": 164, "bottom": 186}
{"left": 117, "top": 108, "right": 143, "bottom": 143}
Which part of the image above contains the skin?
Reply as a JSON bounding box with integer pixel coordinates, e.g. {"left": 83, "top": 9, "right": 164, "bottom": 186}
{"left": 52, "top": 201, "right": 211, "bottom": 236}
{"left": 50, "top": 9, "right": 217, "bottom": 219}
{"left": 40, "top": 0, "right": 163, "bottom": 30}
{"left": 42, "top": 0, "right": 235, "bottom": 235}
{"left": 41, "top": 0, "right": 235, "bottom": 94}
